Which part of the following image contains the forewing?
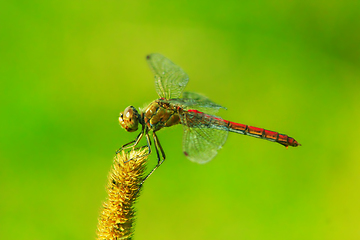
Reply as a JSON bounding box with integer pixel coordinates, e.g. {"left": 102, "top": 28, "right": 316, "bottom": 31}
{"left": 146, "top": 53, "right": 189, "bottom": 99}
{"left": 180, "top": 113, "right": 229, "bottom": 164}
{"left": 182, "top": 92, "right": 227, "bottom": 113}
{"left": 169, "top": 92, "right": 227, "bottom": 115}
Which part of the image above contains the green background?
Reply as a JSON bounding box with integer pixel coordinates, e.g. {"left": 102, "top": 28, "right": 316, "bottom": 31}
{"left": 1, "top": 1, "right": 360, "bottom": 239}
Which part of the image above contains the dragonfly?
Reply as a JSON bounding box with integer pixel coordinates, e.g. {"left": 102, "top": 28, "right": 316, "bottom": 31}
{"left": 117, "top": 53, "right": 300, "bottom": 185}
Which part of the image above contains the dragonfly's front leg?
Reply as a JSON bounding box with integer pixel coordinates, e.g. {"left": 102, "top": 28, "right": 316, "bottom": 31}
{"left": 116, "top": 130, "right": 144, "bottom": 154}
{"left": 124, "top": 130, "right": 152, "bottom": 163}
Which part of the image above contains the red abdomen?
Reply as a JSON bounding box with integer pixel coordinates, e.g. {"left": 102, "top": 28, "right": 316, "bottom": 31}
{"left": 186, "top": 109, "right": 300, "bottom": 148}
{"left": 226, "top": 121, "right": 300, "bottom": 147}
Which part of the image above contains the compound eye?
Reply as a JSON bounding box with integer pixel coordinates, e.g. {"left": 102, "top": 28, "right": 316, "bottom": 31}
{"left": 125, "top": 111, "right": 131, "bottom": 119}
{"left": 119, "top": 106, "right": 139, "bottom": 132}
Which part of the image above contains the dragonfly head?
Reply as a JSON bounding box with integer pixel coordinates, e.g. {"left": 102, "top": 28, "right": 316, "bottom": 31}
{"left": 119, "top": 106, "right": 140, "bottom": 132}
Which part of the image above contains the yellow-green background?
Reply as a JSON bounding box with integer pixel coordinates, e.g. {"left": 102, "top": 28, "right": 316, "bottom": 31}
{"left": 1, "top": 1, "right": 359, "bottom": 239}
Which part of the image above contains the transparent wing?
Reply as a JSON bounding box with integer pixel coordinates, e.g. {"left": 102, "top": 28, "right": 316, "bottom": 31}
{"left": 146, "top": 53, "right": 189, "bottom": 99}
{"left": 180, "top": 112, "right": 229, "bottom": 164}
{"left": 167, "top": 92, "right": 227, "bottom": 115}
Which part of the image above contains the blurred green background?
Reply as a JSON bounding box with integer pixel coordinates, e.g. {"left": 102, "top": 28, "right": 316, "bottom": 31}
{"left": 1, "top": 1, "right": 360, "bottom": 239}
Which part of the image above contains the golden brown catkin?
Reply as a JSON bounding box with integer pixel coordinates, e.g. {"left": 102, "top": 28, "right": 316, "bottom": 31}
{"left": 97, "top": 148, "right": 147, "bottom": 240}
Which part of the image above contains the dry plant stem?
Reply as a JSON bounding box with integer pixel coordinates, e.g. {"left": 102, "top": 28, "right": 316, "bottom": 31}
{"left": 97, "top": 148, "right": 148, "bottom": 240}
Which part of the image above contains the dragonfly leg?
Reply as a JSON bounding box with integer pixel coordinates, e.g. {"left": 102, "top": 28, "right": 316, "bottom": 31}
{"left": 124, "top": 131, "right": 152, "bottom": 163}
{"left": 153, "top": 131, "right": 166, "bottom": 161}
{"left": 134, "top": 131, "right": 166, "bottom": 196}
{"left": 116, "top": 130, "right": 144, "bottom": 154}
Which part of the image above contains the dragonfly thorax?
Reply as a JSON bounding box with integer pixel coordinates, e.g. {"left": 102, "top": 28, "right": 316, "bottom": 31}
{"left": 119, "top": 106, "right": 141, "bottom": 132}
